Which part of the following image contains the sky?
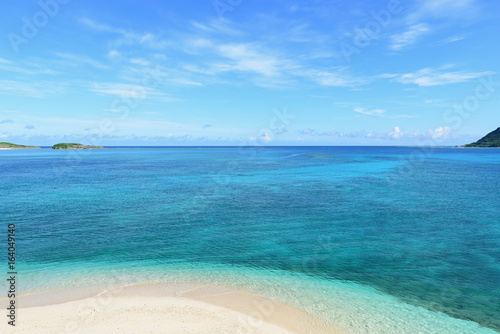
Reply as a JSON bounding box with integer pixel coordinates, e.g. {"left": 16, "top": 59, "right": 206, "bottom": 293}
{"left": 0, "top": 0, "right": 499, "bottom": 146}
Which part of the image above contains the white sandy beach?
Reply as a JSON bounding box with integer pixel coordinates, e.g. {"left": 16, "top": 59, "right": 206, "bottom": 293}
{"left": 2, "top": 283, "right": 345, "bottom": 334}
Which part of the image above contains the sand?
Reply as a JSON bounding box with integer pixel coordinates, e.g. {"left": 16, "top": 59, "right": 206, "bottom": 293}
{"left": 2, "top": 283, "right": 347, "bottom": 334}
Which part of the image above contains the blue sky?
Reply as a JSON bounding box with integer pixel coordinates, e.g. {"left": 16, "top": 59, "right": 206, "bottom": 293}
{"left": 1, "top": 0, "right": 499, "bottom": 146}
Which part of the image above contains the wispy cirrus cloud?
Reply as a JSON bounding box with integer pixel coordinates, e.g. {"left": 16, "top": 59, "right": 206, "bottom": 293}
{"left": 382, "top": 67, "right": 491, "bottom": 86}
{"left": 215, "top": 43, "right": 284, "bottom": 77}
{"left": 91, "top": 83, "right": 152, "bottom": 98}
{"left": 55, "top": 52, "right": 109, "bottom": 70}
{"left": 107, "top": 50, "right": 121, "bottom": 59}
{"left": 389, "top": 24, "right": 430, "bottom": 51}
{"left": 388, "top": 0, "right": 478, "bottom": 52}
{"left": 126, "top": 64, "right": 204, "bottom": 87}
{"left": 191, "top": 42, "right": 286, "bottom": 79}
{"left": 441, "top": 35, "right": 465, "bottom": 44}
{"left": 410, "top": 0, "right": 478, "bottom": 21}
{"left": 79, "top": 17, "right": 122, "bottom": 33}
{"left": 90, "top": 82, "right": 182, "bottom": 102}
{"left": 0, "top": 80, "right": 65, "bottom": 98}
{"left": 181, "top": 40, "right": 365, "bottom": 88}
{"left": 79, "top": 18, "right": 170, "bottom": 49}
{"left": 391, "top": 114, "right": 421, "bottom": 119}
{"left": 354, "top": 107, "right": 386, "bottom": 116}
{"left": 79, "top": 16, "right": 367, "bottom": 89}
{"left": 191, "top": 20, "right": 243, "bottom": 36}
{"left": 0, "top": 58, "right": 57, "bottom": 75}
{"left": 304, "top": 69, "right": 367, "bottom": 87}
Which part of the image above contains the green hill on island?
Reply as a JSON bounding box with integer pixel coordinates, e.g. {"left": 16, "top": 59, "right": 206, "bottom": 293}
{"left": 52, "top": 143, "right": 103, "bottom": 149}
{"left": 0, "top": 142, "right": 40, "bottom": 149}
{"left": 463, "top": 127, "right": 500, "bottom": 147}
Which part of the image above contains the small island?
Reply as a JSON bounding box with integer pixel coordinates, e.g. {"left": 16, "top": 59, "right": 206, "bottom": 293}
{"left": 52, "top": 143, "right": 104, "bottom": 149}
{"left": 461, "top": 127, "right": 500, "bottom": 147}
{"left": 0, "top": 142, "right": 40, "bottom": 149}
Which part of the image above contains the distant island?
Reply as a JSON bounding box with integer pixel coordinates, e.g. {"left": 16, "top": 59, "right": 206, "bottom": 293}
{"left": 52, "top": 143, "right": 104, "bottom": 149}
{"left": 0, "top": 142, "right": 40, "bottom": 149}
{"left": 461, "top": 127, "right": 500, "bottom": 147}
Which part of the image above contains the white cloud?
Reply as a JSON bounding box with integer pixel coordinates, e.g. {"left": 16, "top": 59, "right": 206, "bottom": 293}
{"left": 55, "top": 53, "right": 109, "bottom": 70}
{"left": 140, "top": 65, "right": 204, "bottom": 87}
{"left": 298, "top": 129, "right": 344, "bottom": 137}
{"left": 429, "top": 126, "right": 451, "bottom": 139}
{"left": 78, "top": 17, "right": 369, "bottom": 90}
{"left": 391, "top": 0, "right": 478, "bottom": 55}
{"left": 0, "top": 80, "right": 65, "bottom": 98}
{"left": 307, "top": 70, "right": 366, "bottom": 87}
{"left": 320, "top": 130, "right": 339, "bottom": 136}
{"left": 187, "top": 38, "right": 213, "bottom": 50}
{"left": 91, "top": 82, "right": 182, "bottom": 102}
{"left": 404, "top": 0, "right": 478, "bottom": 25}
{"left": 358, "top": 126, "right": 454, "bottom": 141}
{"left": 417, "top": 0, "right": 477, "bottom": 18}
{"left": 181, "top": 42, "right": 284, "bottom": 78}
{"left": 354, "top": 108, "right": 386, "bottom": 116}
{"left": 391, "top": 114, "right": 421, "bottom": 119}
{"left": 130, "top": 58, "right": 150, "bottom": 66}
{"left": 79, "top": 18, "right": 122, "bottom": 34}
{"left": 272, "top": 127, "right": 287, "bottom": 135}
{"left": 389, "top": 126, "right": 404, "bottom": 139}
{"left": 92, "top": 84, "right": 143, "bottom": 97}
{"left": 191, "top": 20, "right": 243, "bottom": 36}
{"left": 259, "top": 132, "right": 272, "bottom": 142}
{"left": 107, "top": 50, "right": 121, "bottom": 59}
{"left": 301, "top": 128, "right": 317, "bottom": 135}
{"left": 136, "top": 33, "right": 169, "bottom": 49}
{"left": 180, "top": 39, "right": 364, "bottom": 87}
{"left": 385, "top": 67, "right": 491, "bottom": 86}
{"left": 91, "top": 83, "right": 154, "bottom": 98}
{"left": 0, "top": 60, "right": 56, "bottom": 75}
{"left": 390, "top": 24, "right": 430, "bottom": 50}
{"left": 217, "top": 44, "right": 282, "bottom": 77}
{"left": 443, "top": 36, "right": 465, "bottom": 44}
{"left": 80, "top": 18, "right": 169, "bottom": 49}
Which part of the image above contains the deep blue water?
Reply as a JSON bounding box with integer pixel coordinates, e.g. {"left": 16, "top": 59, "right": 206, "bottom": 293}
{"left": 1, "top": 147, "right": 499, "bottom": 333}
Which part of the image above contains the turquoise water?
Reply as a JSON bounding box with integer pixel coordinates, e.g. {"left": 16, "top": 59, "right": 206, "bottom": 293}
{"left": 1, "top": 147, "right": 499, "bottom": 333}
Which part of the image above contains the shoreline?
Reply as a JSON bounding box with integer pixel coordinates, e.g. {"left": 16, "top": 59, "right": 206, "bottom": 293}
{"left": 2, "top": 282, "right": 344, "bottom": 334}
{"left": 4, "top": 263, "right": 498, "bottom": 334}
{"left": 0, "top": 147, "right": 41, "bottom": 150}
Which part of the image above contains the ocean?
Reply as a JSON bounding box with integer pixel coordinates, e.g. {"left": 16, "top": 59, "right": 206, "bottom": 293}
{"left": 1, "top": 146, "right": 499, "bottom": 333}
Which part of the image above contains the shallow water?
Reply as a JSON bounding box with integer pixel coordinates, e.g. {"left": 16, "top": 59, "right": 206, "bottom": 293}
{"left": 1, "top": 147, "right": 499, "bottom": 333}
